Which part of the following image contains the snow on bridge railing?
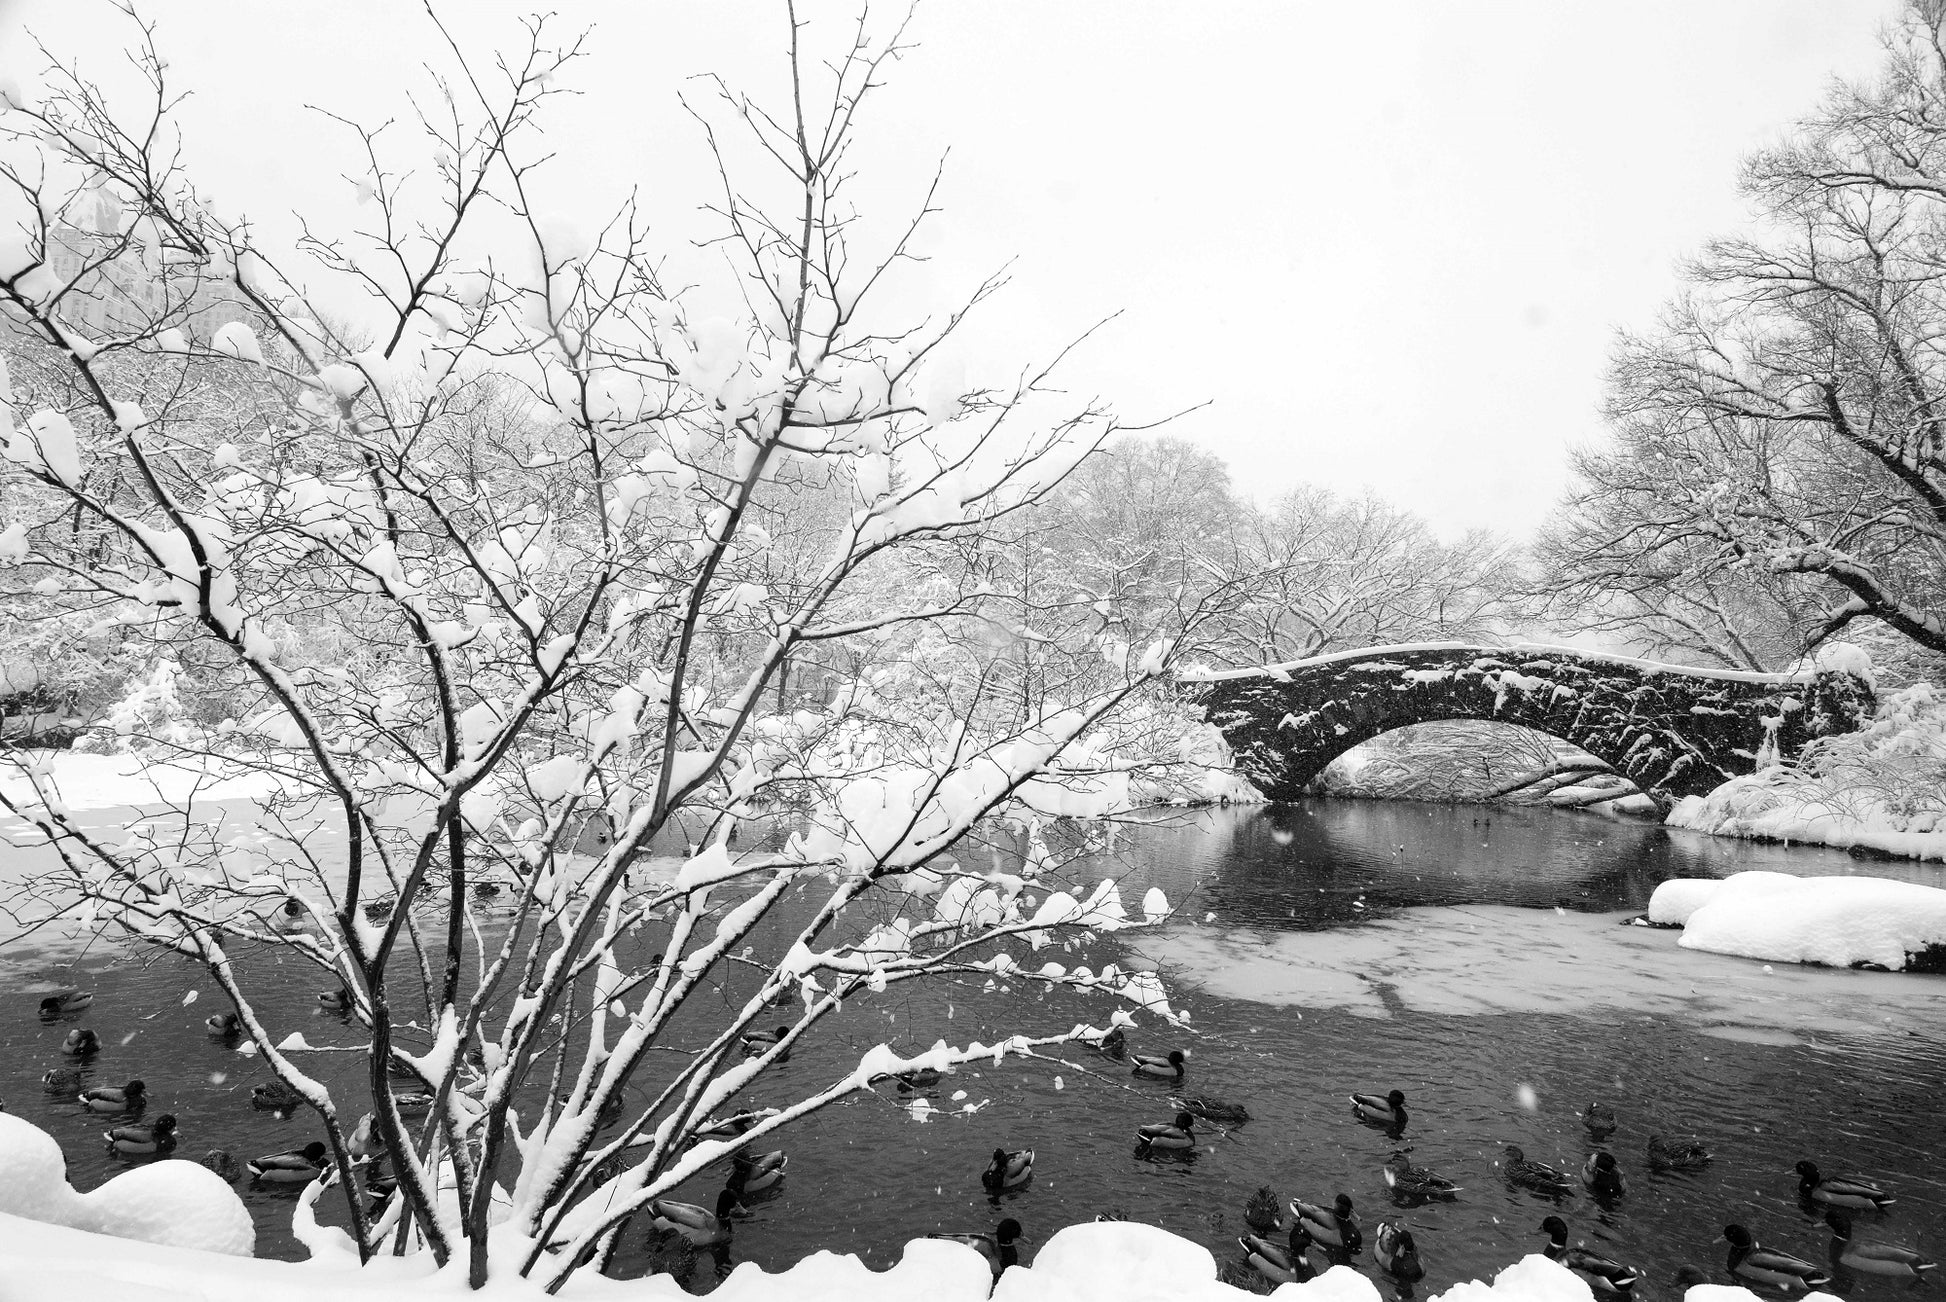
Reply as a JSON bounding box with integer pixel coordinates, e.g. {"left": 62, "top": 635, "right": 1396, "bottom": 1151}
{"left": 1176, "top": 641, "right": 1845, "bottom": 687}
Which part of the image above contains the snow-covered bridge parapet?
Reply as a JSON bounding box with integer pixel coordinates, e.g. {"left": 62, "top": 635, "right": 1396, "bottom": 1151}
{"left": 1184, "top": 643, "right": 1876, "bottom": 803}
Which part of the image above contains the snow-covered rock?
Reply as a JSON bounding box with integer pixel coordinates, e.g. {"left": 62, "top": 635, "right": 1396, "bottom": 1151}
{"left": 0, "top": 1113, "right": 254, "bottom": 1257}
{"left": 1648, "top": 871, "right": 1946, "bottom": 969}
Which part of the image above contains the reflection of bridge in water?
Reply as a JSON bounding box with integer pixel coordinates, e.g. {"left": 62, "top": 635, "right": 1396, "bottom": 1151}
{"left": 1185, "top": 642, "right": 1875, "bottom": 803}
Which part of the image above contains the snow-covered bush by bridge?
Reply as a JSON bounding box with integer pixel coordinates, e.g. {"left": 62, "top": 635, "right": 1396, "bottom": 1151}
{"left": 1647, "top": 870, "right": 1946, "bottom": 969}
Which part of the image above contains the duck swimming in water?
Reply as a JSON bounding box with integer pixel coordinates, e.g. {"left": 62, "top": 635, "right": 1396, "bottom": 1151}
{"left": 1504, "top": 1145, "right": 1574, "bottom": 1196}
{"left": 200, "top": 1149, "right": 243, "bottom": 1182}
{"left": 79, "top": 1079, "right": 145, "bottom": 1112}
{"left": 649, "top": 1187, "right": 740, "bottom": 1247}
{"left": 1350, "top": 1089, "right": 1408, "bottom": 1131}
{"left": 729, "top": 1150, "right": 788, "bottom": 1195}
{"left": 930, "top": 1218, "right": 1024, "bottom": 1278}
{"left": 1583, "top": 1151, "right": 1626, "bottom": 1197}
{"left": 1375, "top": 1221, "right": 1425, "bottom": 1284}
{"left": 692, "top": 1108, "right": 777, "bottom": 1143}
{"left": 104, "top": 1114, "right": 176, "bottom": 1156}
{"left": 1131, "top": 1049, "right": 1186, "bottom": 1079}
{"left": 1646, "top": 1134, "right": 1710, "bottom": 1172}
{"left": 982, "top": 1146, "right": 1034, "bottom": 1192}
{"left": 1581, "top": 1102, "right": 1617, "bottom": 1141}
{"left": 1385, "top": 1151, "right": 1461, "bottom": 1201}
{"left": 1824, "top": 1208, "right": 1936, "bottom": 1278}
{"left": 317, "top": 987, "right": 352, "bottom": 1014}
{"left": 1541, "top": 1216, "right": 1643, "bottom": 1293}
{"left": 1178, "top": 1095, "right": 1249, "bottom": 1125}
{"left": 1093, "top": 1027, "right": 1128, "bottom": 1060}
{"left": 1723, "top": 1224, "right": 1830, "bottom": 1291}
{"left": 39, "top": 991, "right": 93, "bottom": 1019}
{"left": 1136, "top": 1111, "right": 1197, "bottom": 1151}
{"left": 205, "top": 1012, "right": 242, "bottom": 1038}
{"left": 1794, "top": 1160, "right": 1894, "bottom": 1210}
{"left": 251, "top": 1080, "right": 304, "bottom": 1111}
{"left": 1243, "top": 1186, "right": 1283, "bottom": 1235}
{"left": 740, "top": 1026, "right": 791, "bottom": 1060}
{"left": 248, "top": 1140, "right": 329, "bottom": 1183}
{"left": 1240, "top": 1222, "right": 1316, "bottom": 1285}
{"left": 1290, "top": 1194, "right": 1362, "bottom": 1254}
{"left": 62, "top": 1028, "right": 100, "bottom": 1056}
{"left": 41, "top": 1067, "right": 82, "bottom": 1094}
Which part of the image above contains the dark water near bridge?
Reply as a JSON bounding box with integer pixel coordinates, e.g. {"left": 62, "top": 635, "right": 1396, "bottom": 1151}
{"left": 4, "top": 799, "right": 1944, "bottom": 1295}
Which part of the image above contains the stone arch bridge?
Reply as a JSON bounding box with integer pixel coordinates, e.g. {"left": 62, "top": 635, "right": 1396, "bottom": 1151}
{"left": 1187, "top": 643, "right": 1875, "bottom": 803}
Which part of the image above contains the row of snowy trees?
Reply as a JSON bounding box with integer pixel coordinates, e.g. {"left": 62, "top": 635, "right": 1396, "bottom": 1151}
{"left": 1537, "top": 0, "right": 1946, "bottom": 682}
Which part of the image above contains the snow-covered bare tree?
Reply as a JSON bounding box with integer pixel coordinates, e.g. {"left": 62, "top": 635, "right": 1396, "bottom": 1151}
{"left": 1547, "top": 0, "right": 1946, "bottom": 662}
{"left": 0, "top": 6, "right": 1192, "bottom": 1289}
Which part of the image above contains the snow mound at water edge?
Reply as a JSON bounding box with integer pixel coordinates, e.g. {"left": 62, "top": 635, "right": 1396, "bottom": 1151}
{"left": 1648, "top": 871, "right": 1946, "bottom": 969}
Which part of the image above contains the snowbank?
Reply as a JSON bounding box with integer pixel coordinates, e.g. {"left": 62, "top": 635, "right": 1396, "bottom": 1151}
{"left": 0, "top": 1112, "right": 254, "bottom": 1257}
{"left": 0, "top": 1198, "right": 1814, "bottom": 1302}
{"left": 1648, "top": 871, "right": 1946, "bottom": 969}
{"left": 1667, "top": 682, "right": 1946, "bottom": 863}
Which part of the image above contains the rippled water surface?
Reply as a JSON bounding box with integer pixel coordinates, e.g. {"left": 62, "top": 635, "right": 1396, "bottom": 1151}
{"left": 4, "top": 799, "right": 1944, "bottom": 1296}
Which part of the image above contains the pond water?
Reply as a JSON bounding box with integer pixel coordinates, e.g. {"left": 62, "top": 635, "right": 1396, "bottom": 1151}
{"left": 4, "top": 798, "right": 1944, "bottom": 1297}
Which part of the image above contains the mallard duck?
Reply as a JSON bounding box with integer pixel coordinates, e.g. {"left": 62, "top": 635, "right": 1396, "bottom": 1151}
{"left": 271, "top": 899, "right": 311, "bottom": 933}
{"left": 62, "top": 1028, "right": 100, "bottom": 1056}
{"left": 1723, "top": 1224, "right": 1830, "bottom": 1290}
{"left": 1794, "top": 1160, "right": 1893, "bottom": 1210}
{"left": 251, "top": 1080, "right": 305, "bottom": 1111}
{"left": 1646, "top": 1134, "right": 1711, "bottom": 1172}
{"left": 740, "top": 1026, "right": 791, "bottom": 1060}
{"left": 39, "top": 991, "right": 93, "bottom": 1019}
{"left": 893, "top": 1067, "right": 944, "bottom": 1091}
{"left": 1825, "top": 1208, "right": 1936, "bottom": 1277}
{"left": 317, "top": 987, "right": 352, "bottom": 1013}
{"left": 200, "top": 1149, "right": 243, "bottom": 1182}
{"left": 1243, "top": 1186, "right": 1283, "bottom": 1235}
{"left": 1541, "top": 1216, "right": 1643, "bottom": 1293}
{"left": 692, "top": 1108, "right": 776, "bottom": 1142}
{"left": 1179, "top": 1095, "right": 1250, "bottom": 1125}
{"left": 1093, "top": 1027, "right": 1128, "bottom": 1060}
{"left": 729, "top": 1150, "right": 788, "bottom": 1195}
{"left": 1131, "top": 1049, "right": 1186, "bottom": 1079}
{"left": 347, "top": 1112, "right": 380, "bottom": 1160}
{"left": 1674, "top": 1266, "right": 1709, "bottom": 1290}
{"left": 1581, "top": 1102, "right": 1617, "bottom": 1141}
{"left": 1351, "top": 1089, "right": 1408, "bottom": 1130}
{"left": 1583, "top": 1151, "right": 1626, "bottom": 1197}
{"left": 1504, "top": 1145, "right": 1574, "bottom": 1196}
{"left": 930, "top": 1218, "right": 1023, "bottom": 1278}
{"left": 1290, "top": 1194, "right": 1362, "bottom": 1254}
{"left": 364, "top": 1157, "right": 399, "bottom": 1203}
{"left": 1240, "top": 1223, "right": 1316, "bottom": 1285}
{"left": 1136, "top": 1111, "right": 1197, "bottom": 1151}
{"left": 392, "top": 1091, "right": 434, "bottom": 1111}
{"left": 41, "top": 1067, "right": 82, "bottom": 1094}
{"left": 649, "top": 1187, "right": 739, "bottom": 1246}
{"left": 105, "top": 1114, "right": 176, "bottom": 1156}
{"left": 205, "top": 1012, "right": 243, "bottom": 1038}
{"left": 1384, "top": 1151, "right": 1461, "bottom": 1201}
{"left": 79, "top": 1079, "right": 145, "bottom": 1112}
{"left": 248, "top": 1140, "right": 329, "bottom": 1183}
{"left": 982, "top": 1146, "right": 1035, "bottom": 1191}
{"left": 1375, "top": 1221, "right": 1425, "bottom": 1283}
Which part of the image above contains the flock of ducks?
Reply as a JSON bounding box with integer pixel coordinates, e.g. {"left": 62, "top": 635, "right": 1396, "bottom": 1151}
{"left": 26, "top": 990, "right": 1941, "bottom": 1295}
{"left": 935, "top": 1038, "right": 1936, "bottom": 1297}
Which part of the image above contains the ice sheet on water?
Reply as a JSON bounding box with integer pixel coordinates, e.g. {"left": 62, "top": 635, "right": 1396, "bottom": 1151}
{"left": 1143, "top": 904, "right": 1946, "bottom": 1043}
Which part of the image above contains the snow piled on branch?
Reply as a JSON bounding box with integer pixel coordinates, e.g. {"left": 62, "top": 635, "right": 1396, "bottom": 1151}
{"left": 1646, "top": 870, "right": 1946, "bottom": 970}
{"left": 1668, "top": 680, "right": 1946, "bottom": 863}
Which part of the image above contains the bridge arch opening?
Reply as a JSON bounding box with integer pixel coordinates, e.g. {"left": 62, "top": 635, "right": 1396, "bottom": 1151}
{"left": 1312, "top": 719, "right": 1647, "bottom": 811}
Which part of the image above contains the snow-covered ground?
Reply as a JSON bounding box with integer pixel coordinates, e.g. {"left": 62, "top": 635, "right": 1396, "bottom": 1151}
{"left": 0, "top": 750, "right": 283, "bottom": 812}
{"left": 0, "top": 1108, "right": 1817, "bottom": 1302}
{"left": 1647, "top": 870, "right": 1946, "bottom": 969}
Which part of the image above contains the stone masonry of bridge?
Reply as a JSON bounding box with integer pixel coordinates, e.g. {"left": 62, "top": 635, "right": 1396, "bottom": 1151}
{"left": 1188, "top": 643, "right": 1876, "bottom": 803}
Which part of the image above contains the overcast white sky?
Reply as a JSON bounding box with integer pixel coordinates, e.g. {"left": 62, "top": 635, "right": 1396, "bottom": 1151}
{"left": 0, "top": 0, "right": 1904, "bottom": 542}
